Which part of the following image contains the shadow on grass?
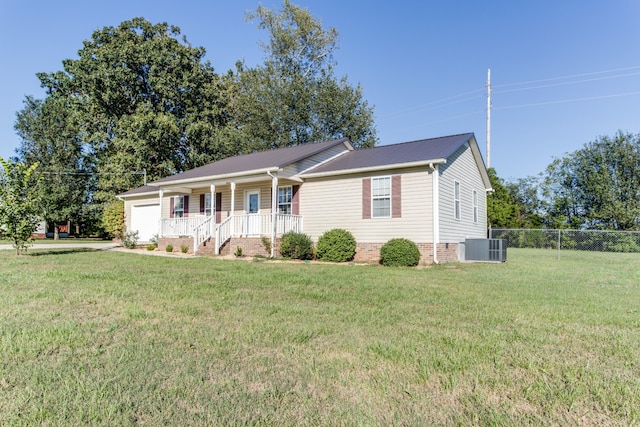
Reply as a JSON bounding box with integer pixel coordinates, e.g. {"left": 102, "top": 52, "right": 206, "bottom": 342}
{"left": 26, "top": 248, "right": 102, "bottom": 257}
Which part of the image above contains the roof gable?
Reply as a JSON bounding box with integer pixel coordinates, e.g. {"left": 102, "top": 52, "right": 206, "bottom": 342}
{"left": 303, "top": 133, "right": 476, "bottom": 175}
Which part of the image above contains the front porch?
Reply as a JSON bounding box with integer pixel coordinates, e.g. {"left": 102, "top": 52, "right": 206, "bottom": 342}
{"left": 158, "top": 213, "right": 303, "bottom": 255}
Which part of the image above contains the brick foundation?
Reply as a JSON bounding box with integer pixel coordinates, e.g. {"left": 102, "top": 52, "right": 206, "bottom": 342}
{"left": 158, "top": 237, "right": 194, "bottom": 254}
{"left": 161, "top": 235, "right": 460, "bottom": 264}
{"left": 354, "top": 242, "right": 460, "bottom": 265}
{"left": 221, "top": 237, "right": 279, "bottom": 257}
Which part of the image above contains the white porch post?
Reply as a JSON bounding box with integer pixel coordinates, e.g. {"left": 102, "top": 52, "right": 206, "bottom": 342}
{"left": 158, "top": 189, "right": 164, "bottom": 238}
{"left": 269, "top": 172, "right": 278, "bottom": 258}
{"left": 210, "top": 183, "right": 216, "bottom": 234}
{"left": 230, "top": 181, "right": 236, "bottom": 237}
{"left": 431, "top": 165, "right": 439, "bottom": 264}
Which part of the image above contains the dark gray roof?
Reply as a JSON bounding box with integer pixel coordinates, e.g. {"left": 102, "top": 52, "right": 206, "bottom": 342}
{"left": 303, "top": 133, "right": 476, "bottom": 175}
{"left": 153, "top": 137, "right": 351, "bottom": 184}
{"left": 119, "top": 185, "right": 160, "bottom": 197}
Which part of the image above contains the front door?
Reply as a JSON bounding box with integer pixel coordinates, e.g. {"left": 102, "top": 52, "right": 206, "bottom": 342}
{"left": 244, "top": 189, "right": 260, "bottom": 235}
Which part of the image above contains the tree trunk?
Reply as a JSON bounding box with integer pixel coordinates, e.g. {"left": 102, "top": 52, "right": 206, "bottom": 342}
{"left": 54, "top": 225, "right": 59, "bottom": 240}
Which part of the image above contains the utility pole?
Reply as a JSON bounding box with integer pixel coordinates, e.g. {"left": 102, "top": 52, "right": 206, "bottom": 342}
{"left": 486, "top": 68, "right": 492, "bottom": 169}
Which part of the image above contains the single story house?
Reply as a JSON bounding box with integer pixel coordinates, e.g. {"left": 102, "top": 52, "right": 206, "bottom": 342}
{"left": 118, "top": 133, "right": 492, "bottom": 263}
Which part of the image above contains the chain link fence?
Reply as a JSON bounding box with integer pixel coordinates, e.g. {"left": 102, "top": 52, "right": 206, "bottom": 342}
{"left": 489, "top": 228, "right": 640, "bottom": 254}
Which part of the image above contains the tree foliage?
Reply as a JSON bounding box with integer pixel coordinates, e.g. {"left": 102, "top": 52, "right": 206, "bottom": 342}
{"left": 0, "top": 158, "right": 42, "bottom": 254}
{"left": 102, "top": 200, "right": 125, "bottom": 239}
{"left": 35, "top": 17, "right": 232, "bottom": 202}
{"left": 15, "top": 95, "right": 90, "bottom": 238}
{"left": 235, "top": 1, "right": 376, "bottom": 149}
{"left": 487, "top": 168, "right": 519, "bottom": 228}
{"left": 543, "top": 131, "right": 640, "bottom": 230}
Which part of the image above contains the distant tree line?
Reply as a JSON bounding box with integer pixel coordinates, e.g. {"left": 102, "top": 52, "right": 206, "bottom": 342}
{"left": 10, "top": 1, "right": 376, "bottom": 238}
{"left": 488, "top": 131, "right": 640, "bottom": 231}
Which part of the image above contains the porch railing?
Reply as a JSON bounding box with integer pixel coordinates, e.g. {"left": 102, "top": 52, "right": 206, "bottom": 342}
{"left": 214, "top": 214, "right": 303, "bottom": 254}
{"left": 160, "top": 216, "right": 209, "bottom": 237}
{"left": 193, "top": 215, "right": 215, "bottom": 253}
{"left": 161, "top": 214, "right": 303, "bottom": 255}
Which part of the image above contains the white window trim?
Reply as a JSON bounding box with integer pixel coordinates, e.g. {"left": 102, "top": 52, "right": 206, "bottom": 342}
{"left": 278, "top": 186, "right": 292, "bottom": 215}
{"left": 372, "top": 176, "right": 391, "bottom": 218}
{"left": 244, "top": 189, "right": 260, "bottom": 214}
{"left": 204, "top": 193, "right": 212, "bottom": 217}
{"left": 472, "top": 190, "right": 478, "bottom": 224}
{"left": 454, "top": 180, "right": 461, "bottom": 221}
{"left": 173, "top": 195, "right": 185, "bottom": 218}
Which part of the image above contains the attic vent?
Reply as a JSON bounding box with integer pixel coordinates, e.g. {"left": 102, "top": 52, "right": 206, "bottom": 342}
{"left": 464, "top": 238, "right": 507, "bottom": 262}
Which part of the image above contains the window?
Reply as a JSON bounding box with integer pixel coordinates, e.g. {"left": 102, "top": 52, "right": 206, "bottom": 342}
{"left": 472, "top": 190, "right": 478, "bottom": 224}
{"left": 204, "top": 193, "right": 212, "bottom": 216}
{"left": 372, "top": 177, "right": 391, "bottom": 218}
{"left": 278, "top": 186, "right": 292, "bottom": 214}
{"left": 173, "top": 196, "right": 185, "bottom": 218}
{"left": 454, "top": 181, "right": 461, "bottom": 220}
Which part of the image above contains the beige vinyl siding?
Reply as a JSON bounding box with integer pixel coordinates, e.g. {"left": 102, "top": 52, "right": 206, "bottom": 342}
{"left": 438, "top": 143, "right": 487, "bottom": 242}
{"left": 281, "top": 143, "right": 350, "bottom": 176}
{"left": 301, "top": 168, "right": 433, "bottom": 243}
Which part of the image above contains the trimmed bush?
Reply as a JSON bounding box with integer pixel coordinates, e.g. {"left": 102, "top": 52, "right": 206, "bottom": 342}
{"left": 102, "top": 200, "right": 125, "bottom": 239}
{"left": 121, "top": 231, "right": 139, "bottom": 249}
{"left": 165, "top": 244, "right": 173, "bottom": 253}
{"left": 316, "top": 228, "right": 356, "bottom": 262}
{"left": 380, "top": 238, "right": 421, "bottom": 267}
{"left": 279, "top": 231, "right": 314, "bottom": 260}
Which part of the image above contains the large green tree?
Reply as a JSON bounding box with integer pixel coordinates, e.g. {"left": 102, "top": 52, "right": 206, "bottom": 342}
{"left": 542, "top": 131, "right": 640, "bottom": 230}
{"left": 36, "top": 18, "right": 231, "bottom": 202}
{"left": 487, "top": 168, "right": 520, "bottom": 228}
{"left": 234, "top": 0, "right": 377, "bottom": 149}
{"left": 15, "top": 95, "right": 90, "bottom": 239}
{"left": 0, "top": 158, "right": 42, "bottom": 254}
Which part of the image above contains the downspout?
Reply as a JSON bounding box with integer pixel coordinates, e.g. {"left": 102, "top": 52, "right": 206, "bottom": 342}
{"left": 158, "top": 189, "right": 164, "bottom": 238}
{"left": 267, "top": 171, "right": 278, "bottom": 258}
{"left": 430, "top": 163, "right": 439, "bottom": 264}
{"left": 214, "top": 184, "right": 217, "bottom": 237}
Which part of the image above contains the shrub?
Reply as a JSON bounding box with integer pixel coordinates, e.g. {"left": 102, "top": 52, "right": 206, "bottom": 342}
{"left": 102, "top": 200, "right": 125, "bottom": 239}
{"left": 234, "top": 246, "right": 243, "bottom": 257}
{"left": 261, "top": 235, "right": 272, "bottom": 255}
{"left": 279, "top": 231, "right": 314, "bottom": 260}
{"left": 121, "top": 231, "right": 139, "bottom": 249}
{"left": 180, "top": 245, "right": 189, "bottom": 254}
{"left": 165, "top": 244, "right": 173, "bottom": 253}
{"left": 146, "top": 243, "right": 156, "bottom": 251}
{"left": 380, "top": 238, "right": 421, "bottom": 267}
{"left": 316, "top": 228, "right": 356, "bottom": 262}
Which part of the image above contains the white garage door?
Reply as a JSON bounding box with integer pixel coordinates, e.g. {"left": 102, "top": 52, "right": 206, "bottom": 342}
{"left": 131, "top": 203, "right": 160, "bottom": 242}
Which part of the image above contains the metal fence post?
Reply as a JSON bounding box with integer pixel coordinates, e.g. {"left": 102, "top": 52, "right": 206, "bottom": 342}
{"left": 557, "top": 229, "right": 561, "bottom": 260}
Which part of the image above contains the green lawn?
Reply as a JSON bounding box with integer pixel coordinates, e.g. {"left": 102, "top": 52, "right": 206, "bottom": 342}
{"left": 1, "top": 248, "right": 639, "bottom": 425}
{"left": 0, "top": 237, "right": 110, "bottom": 244}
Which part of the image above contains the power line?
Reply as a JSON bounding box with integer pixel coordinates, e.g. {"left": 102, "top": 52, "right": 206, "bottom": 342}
{"left": 494, "top": 71, "right": 640, "bottom": 95}
{"left": 494, "top": 65, "right": 640, "bottom": 89}
{"left": 39, "top": 169, "right": 147, "bottom": 185}
{"left": 495, "top": 90, "right": 640, "bottom": 111}
{"left": 381, "top": 89, "right": 484, "bottom": 119}
{"left": 383, "top": 65, "right": 640, "bottom": 120}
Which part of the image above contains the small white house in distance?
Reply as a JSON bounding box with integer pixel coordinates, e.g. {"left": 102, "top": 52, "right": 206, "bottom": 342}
{"left": 118, "top": 133, "right": 492, "bottom": 263}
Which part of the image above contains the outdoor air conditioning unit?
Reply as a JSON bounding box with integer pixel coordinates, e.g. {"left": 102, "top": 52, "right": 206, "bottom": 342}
{"left": 464, "top": 238, "right": 507, "bottom": 262}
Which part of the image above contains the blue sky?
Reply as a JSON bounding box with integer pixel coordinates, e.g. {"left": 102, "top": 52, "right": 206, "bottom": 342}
{"left": 1, "top": 1, "right": 640, "bottom": 180}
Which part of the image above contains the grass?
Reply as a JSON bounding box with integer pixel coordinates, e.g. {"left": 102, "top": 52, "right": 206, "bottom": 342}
{"left": 0, "top": 237, "right": 110, "bottom": 245}
{"left": 1, "top": 248, "right": 639, "bottom": 425}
